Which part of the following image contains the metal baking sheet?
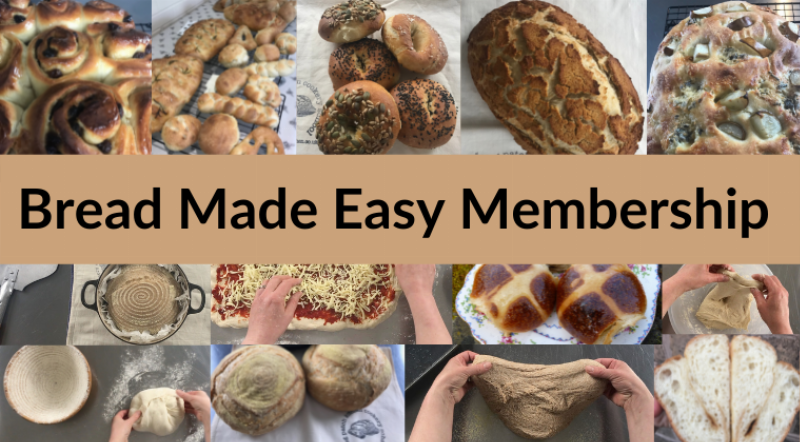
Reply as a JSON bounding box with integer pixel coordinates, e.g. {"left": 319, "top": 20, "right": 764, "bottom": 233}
{"left": 405, "top": 345, "right": 654, "bottom": 442}
{"left": 0, "top": 346, "right": 210, "bottom": 442}
{"left": 211, "top": 264, "right": 453, "bottom": 344}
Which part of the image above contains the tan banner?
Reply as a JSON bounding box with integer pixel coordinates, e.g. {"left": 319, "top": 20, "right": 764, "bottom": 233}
{"left": 0, "top": 156, "right": 797, "bottom": 264}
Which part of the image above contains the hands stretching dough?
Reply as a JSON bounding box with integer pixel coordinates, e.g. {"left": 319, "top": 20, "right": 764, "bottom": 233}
{"left": 395, "top": 264, "right": 452, "bottom": 344}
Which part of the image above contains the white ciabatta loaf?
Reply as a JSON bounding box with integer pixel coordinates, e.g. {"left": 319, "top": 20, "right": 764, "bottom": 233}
{"left": 302, "top": 345, "right": 392, "bottom": 412}
{"left": 684, "top": 335, "right": 731, "bottom": 441}
{"left": 731, "top": 336, "right": 776, "bottom": 442}
{"left": 742, "top": 362, "right": 800, "bottom": 442}
{"left": 655, "top": 355, "right": 727, "bottom": 442}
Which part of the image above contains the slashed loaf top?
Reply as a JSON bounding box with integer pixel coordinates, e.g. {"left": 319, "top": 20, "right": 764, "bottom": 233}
{"left": 467, "top": 0, "right": 643, "bottom": 155}
{"left": 648, "top": 1, "right": 800, "bottom": 154}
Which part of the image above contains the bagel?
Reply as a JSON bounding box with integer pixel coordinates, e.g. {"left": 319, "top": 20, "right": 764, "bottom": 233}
{"left": 382, "top": 14, "right": 447, "bottom": 75}
{"left": 329, "top": 39, "right": 400, "bottom": 90}
{"left": 318, "top": 0, "right": 386, "bottom": 43}
{"left": 391, "top": 79, "right": 456, "bottom": 149}
{"left": 315, "top": 80, "right": 400, "bottom": 155}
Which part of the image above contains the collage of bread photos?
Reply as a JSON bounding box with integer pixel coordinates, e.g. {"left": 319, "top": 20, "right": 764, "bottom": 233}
{"left": 1, "top": 1, "right": 800, "bottom": 442}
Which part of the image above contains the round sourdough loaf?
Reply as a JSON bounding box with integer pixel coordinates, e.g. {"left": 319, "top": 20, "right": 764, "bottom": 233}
{"left": 467, "top": 0, "right": 643, "bottom": 154}
{"left": 302, "top": 345, "right": 391, "bottom": 412}
{"left": 211, "top": 345, "right": 305, "bottom": 435}
{"left": 649, "top": 1, "right": 800, "bottom": 154}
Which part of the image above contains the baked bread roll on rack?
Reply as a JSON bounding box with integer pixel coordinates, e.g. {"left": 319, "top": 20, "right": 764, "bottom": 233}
{"left": 382, "top": 14, "right": 447, "bottom": 75}
{"left": 328, "top": 39, "right": 400, "bottom": 90}
{"left": 244, "top": 75, "right": 281, "bottom": 108}
{"left": 197, "top": 92, "right": 279, "bottom": 128}
{"left": 231, "top": 126, "right": 284, "bottom": 155}
{"left": 224, "top": 3, "right": 287, "bottom": 34}
{"left": 275, "top": 33, "right": 296, "bottom": 54}
{"left": 199, "top": 114, "right": 239, "bottom": 155}
{"left": 161, "top": 115, "right": 201, "bottom": 152}
{"left": 243, "top": 59, "right": 295, "bottom": 79}
{"left": 228, "top": 24, "right": 256, "bottom": 51}
{"left": 318, "top": 0, "right": 386, "bottom": 43}
{"left": 151, "top": 55, "right": 204, "bottom": 133}
{"left": 19, "top": 79, "right": 151, "bottom": 154}
{"left": 174, "top": 19, "right": 236, "bottom": 62}
{"left": 556, "top": 264, "right": 646, "bottom": 344}
{"left": 215, "top": 67, "right": 248, "bottom": 96}
{"left": 0, "top": 33, "right": 34, "bottom": 108}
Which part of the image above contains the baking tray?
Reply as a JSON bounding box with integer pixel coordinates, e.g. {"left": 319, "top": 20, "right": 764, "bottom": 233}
{"left": 405, "top": 345, "right": 654, "bottom": 442}
{"left": 664, "top": 2, "right": 800, "bottom": 36}
{"left": 150, "top": 0, "right": 296, "bottom": 155}
{"left": 210, "top": 264, "right": 454, "bottom": 344}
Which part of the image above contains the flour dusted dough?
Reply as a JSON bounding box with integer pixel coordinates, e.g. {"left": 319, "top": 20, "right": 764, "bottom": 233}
{"left": 696, "top": 270, "right": 765, "bottom": 330}
{"left": 472, "top": 355, "right": 607, "bottom": 439}
{"left": 130, "top": 388, "right": 185, "bottom": 436}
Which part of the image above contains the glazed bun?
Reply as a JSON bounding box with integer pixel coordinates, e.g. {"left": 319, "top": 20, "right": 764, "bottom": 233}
{"left": 382, "top": 14, "right": 447, "bottom": 75}
{"left": 318, "top": 0, "right": 386, "bottom": 44}
{"left": 391, "top": 79, "right": 456, "bottom": 148}
{"left": 329, "top": 39, "right": 400, "bottom": 90}
{"left": 316, "top": 80, "right": 400, "bottom": 155}
{"left": 199, "top": 114, "right": 240, "bottom": 155}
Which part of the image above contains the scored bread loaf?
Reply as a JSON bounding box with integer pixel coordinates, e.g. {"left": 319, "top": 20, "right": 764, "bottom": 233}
{"left": 730, "top": 336, "right": 776, "bottom": 442}
{"left": 743, "top": 362, "right": 800, "bottom": 442}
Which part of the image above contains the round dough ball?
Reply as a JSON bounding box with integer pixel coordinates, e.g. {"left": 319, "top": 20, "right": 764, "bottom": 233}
{"left": 130, "top": 388, "right": 185, "bottom": 436}
{"left": 302, "top": 345, "right": 391, "bottom": 411}
{"left": 219, "top": 43, "right": 249, "bottom": 68}
{"left": 391, "top": 79, "right": 457, "bottom": 148}
{"left": 382, "top": 14, "right": 447, "bottom": 75}
{"left": 199, "top": 114, "right": 240, "bottom": 155}
{"left": 161, "top": 115, "right": 201, "bottom": 151}
{"left": 328, "top": 39, "right": 400, "bottom": 91}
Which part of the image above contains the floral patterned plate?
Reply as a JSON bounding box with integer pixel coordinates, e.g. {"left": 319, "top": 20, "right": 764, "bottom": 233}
{"left": 455, "top": 264, "right": 660, "bottom": 344}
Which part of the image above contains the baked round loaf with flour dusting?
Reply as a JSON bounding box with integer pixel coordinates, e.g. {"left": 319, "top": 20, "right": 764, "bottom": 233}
{"left": 211, "top": 345, "right": 305, "bottom": 435}
{"left": 649, "top": 1, "right": 800, "bottom": 154}
{"left": 467, "top": 1, "right": 643, "bottom": 154}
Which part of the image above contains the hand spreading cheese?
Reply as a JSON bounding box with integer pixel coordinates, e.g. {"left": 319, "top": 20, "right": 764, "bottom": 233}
{"left": 696, "top": 270, "right": 765, "bottom": 330}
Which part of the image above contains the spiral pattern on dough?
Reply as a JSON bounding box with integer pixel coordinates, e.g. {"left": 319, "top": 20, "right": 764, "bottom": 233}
{"left": 26, "top": 27, "right": 105, "bottom": 96}
{"left": 3, "top": 346, "right": 91, "bottom": 424}
{"left": 106, "top": 265, "right": 182, "bottom": 334}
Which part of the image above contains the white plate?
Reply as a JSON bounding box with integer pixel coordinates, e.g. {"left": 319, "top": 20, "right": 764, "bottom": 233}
{"left": 455, "top": 265, "right": 660, "bottom": 344}
{"left": 668, "top": 264, "right": 772, "bottom": 334}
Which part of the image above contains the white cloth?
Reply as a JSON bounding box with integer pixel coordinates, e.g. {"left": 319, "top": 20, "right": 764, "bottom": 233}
{"left": 297, "top": 0, "right": 461, "bottom": 155}
{"left": 461, "top": 0, "right": 647, "bottom": 155}
{"left": 210, "top": 349, "right": 404, "bottom": 442}
{"left": 66, "top": 265, "right": 211, "bottom": 345}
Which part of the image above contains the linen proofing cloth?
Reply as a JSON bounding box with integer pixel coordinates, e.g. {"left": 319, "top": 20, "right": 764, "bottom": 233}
{"left": 297, "top": 0, "right": 461, "bottom": 154}
{"left": 210, "top": 347, "right": 404, "bottom": 442}
{"left": 66, "top": 265, "right": 211, "bottom": 345}
{"left": 461, "top": 0, "right": 647, "bottom": 154}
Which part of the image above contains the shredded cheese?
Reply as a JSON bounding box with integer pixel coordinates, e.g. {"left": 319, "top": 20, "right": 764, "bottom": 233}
{"left": 217, "top": 264, "right": 397, "bottom": 321}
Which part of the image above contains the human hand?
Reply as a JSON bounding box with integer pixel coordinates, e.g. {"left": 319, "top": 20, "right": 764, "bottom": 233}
{"left": 751, "top": 274, "right": 793, "bottom": 334}
{"left": 108, "top": 409, "right": 141, "bottom": 442}
{"left": 395, "top": 264, "right": 436, "bottom": 303}
{"left": 176, "top": 390, "right": 211, "bottom": 442}
{"left": 242, "top": 276, "right": 303, "bottom": 344}
{"left": 585, "top": 359, "right": 652, "bottom": 411}
{"left": 663, "top": 265, "right": 734, "bottom": 316}
{"left": 431, "top": 351, "right": 492, "bottom": 405}
{"left": 395, "top": 265, "right": 451, "bottom": 344}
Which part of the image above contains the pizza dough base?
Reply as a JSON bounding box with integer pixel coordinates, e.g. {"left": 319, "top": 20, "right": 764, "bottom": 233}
{"left": 696, "top": 270, "right": 765, "bottom": 330}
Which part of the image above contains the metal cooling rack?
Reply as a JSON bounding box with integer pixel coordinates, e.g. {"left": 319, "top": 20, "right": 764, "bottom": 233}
{"left": 664, "top": 2, "right": 800, "bottom": 36}
{"left": 150, "top": 0, "right": 297, "bottom": 155}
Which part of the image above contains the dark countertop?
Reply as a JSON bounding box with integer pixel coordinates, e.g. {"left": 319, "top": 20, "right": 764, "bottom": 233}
{"left": 0, "top": 264, "right": 72, "bottom": 345}
{"left": 0, "top": 345, "right": 210, "bottom": 442}
{"left": 662, "top": 264, "right": 800, "bottom": 334}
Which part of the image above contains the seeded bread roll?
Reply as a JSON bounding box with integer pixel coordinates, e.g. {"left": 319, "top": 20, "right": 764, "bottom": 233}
{"left": 391, "top": 79, "right": 456, "bottom": 148}
{"left": 216, "top": 68, "right": 248, "bottom": 96}
{"left": 315, "top": 80, "right": 400, "bottom": 155}
{"left": 199, "top": 114, "right": 239, "bottom": 155}
{"left": 161, "top": 115, "right": 201, "bottom": 151}
{"left": 219, "top": 43, "right": 249, "bottom": 68}
{"left": 254, "top": 44, "right": 280, "bottom": 62}
{"left": 174, "top": 19, "right": 236, "bottom": 62}
{"left": 382, "top": 14, "right": 447, "bottom": 75}
{"left": 329, "top": 38, "right": 400, "bottom": 90}
{"left": 468, "top": 0, "right": 644, "bottom": 154}
{"left": 228, "top": 25, "right": 257, "bottom": 51}
{"left": 318, "top": 0, "right": 386, "bottom": 43}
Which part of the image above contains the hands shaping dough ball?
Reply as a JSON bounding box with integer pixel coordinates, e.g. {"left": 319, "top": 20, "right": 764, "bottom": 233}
{"left": 302, "top": 345, "right": 392, "bottom": 411}
{"left": 211, "top": 345, "right": 305, "bottom": 435}
{"left": 329, "top": 38, "right": 400, "bottom": 90}
{"left": 315, "top": 80, "right": 401, "bottom": 155}
{"left": 129, "top": 388, "right": 185, "bottom": 436}
{"left": 391, "top": 78, "right": 457, "bottom": 148}
{"left": 199, "top": 114, "right": 240, "bottom": 155}
{"left": 382, "top": 14, "right": 447, "bottom": 74}
{"left": 318, "top": 0, "right": 386, "bottom": 43}
{"left": 161, "top": 115, "right": 201, "bottom": 151}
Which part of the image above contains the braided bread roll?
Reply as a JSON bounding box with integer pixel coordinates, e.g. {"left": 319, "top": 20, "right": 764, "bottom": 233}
{"left": 471, "top": 264, "right": 556, "bottom": 333}
{"left": 0, "top": 99, "right": 23, "bottom": 154}
{"left": 243, "top": 75, "right": 281, "bottom": 108}
{"left": 231, "top": 126, "right": 284, "bottom": 155}
{"left": 19, "top": 79, "right": 150, "bottom": 154}
{"left": 26, "top": 27, "right": 106, "bottom": 96}
{"left": 0, "top": 1, "right": 36, "bottom": 42}
{"left": 0, "top": 33, "right": 34, "bottom": 108}
{"left": 198, "top": 92, "right": 278, "bottom": 128}
{"left": 243, "top": 60, "right": 295, "bottom": 79}
{"left": 556, "top": 264, "right": 646, "bottom": 344}
{"left": 211, "top": 345, "right": 304, "bottom": 435}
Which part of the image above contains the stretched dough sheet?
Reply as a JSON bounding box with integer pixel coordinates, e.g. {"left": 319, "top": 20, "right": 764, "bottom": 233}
{"left": 297, "top": 0, "right": 461, "bottom": 154}
{"left": 461, "top": 0, "right": 647, "bottom": 154}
